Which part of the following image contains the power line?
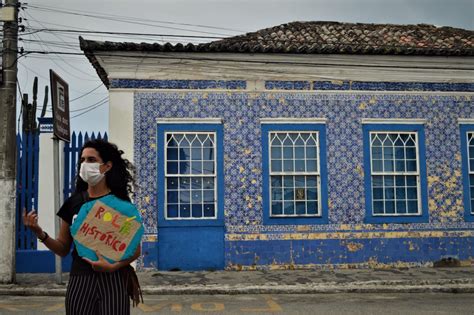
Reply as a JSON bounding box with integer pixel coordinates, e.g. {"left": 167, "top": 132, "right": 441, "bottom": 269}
{"left": 21, "top": 32, "right": 199, "bottom": 46}
{"left": 71, "top": 99, "right": 108, "bottom": 119}
{"left": 22, "top": 10, "right": 99, "bottom": 79}
{"left": 20, "top": 54, "right": 92, "bottom": 61}
{"left": 18, "top": 50, "right": 474, "bottom": 71}
{"left": 18, "top": 63, "right": 105, "bottom": 94}
{"left": 20, "top": 39, "right": 79, "bottom": 50}
{"left": 23, "top": 28, "right": 225, "bottom": 39}
{"left": 22, "top": 19, "right": 100, "bottom": 32}
{"left": 18, "top": 62, "right": 49, "bottom": 81}
{"left": 23, "top": 27, "right": 202, "bottom": 44}
{"left": 46, "top": 96, "right": 109, "bottom": 113}
{"left": 70, "top": 96, "right": 108, "bottom": 113}
{"left": 70, "top": 83, "right": 104, "bottom": 102}
{"left": 17, "top": 79, "right": 24, "bottom": 131}
{"left": 20, "top": 38, "right": 79, "bottom": 47}
{"left": 26, "top": 4, "right": 246, "bottom": 34}
{"left": 26, "top": 5, "right": 236, "bottom": 37}
{"left": 26, "top": 35, "right": 98, "bottom": 81}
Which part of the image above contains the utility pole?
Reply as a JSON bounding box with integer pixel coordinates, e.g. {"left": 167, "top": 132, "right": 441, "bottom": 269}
{"left": 0, "top": 0, "right": 19, "bottom": 284}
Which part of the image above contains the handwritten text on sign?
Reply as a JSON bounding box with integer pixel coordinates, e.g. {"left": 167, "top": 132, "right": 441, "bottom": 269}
{"left": 74, "top": 201, "right": 140, "bottom": 261}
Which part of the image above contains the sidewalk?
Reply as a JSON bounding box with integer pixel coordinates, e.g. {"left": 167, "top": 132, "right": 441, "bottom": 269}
{"left": 1, "top": 267, "right": 474, "bottom": 296}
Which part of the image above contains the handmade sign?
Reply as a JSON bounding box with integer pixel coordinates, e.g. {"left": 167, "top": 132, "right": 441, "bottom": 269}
{"left": 70, "top": 194, "right": 144, "bottom": 263}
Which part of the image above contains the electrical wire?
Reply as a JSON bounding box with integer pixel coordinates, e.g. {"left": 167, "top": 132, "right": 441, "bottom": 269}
{"left": 23, "top": 11, "right": 99, "bottom": 79}
{"left": 69, "top": 96, "right": 108, "bottom": 113}
{"left": 20, "top": 54, "right": 92, "bottom": 61}
{"left": 20, "top": 27, "right": 472, "bottom": 60}
{"left": 71, "top": 99, "right": 108, "bottom": 119}
{"left": 27, "top": 35, "right": 98, "bottom": 81}
{"left": 17, "top": 79, "right": 24, "bottom": 131}
{"left": 69, "top": 83, "right": 104, "bottom": 102}
{"left": 20, "top": 29, "right": 214, "bottom": 46}
{"left": 21, "top": 23, "right": 202, "bottom": 44}
{"left": 26, "top": 4, "right": 246, "bottom": 34}
{"left": 26, "top": 7, "right": 234, "bottom": 37}
{"left": 17, "top": 49, "right": 474, "bottom": 71}
{"left": 18, "top": 63, "right": 104, "bottom": 94}
{"left": 20, "top": 39, "right": 79, "bottom": 51}
{"left": 18, "top": 62, "right": 49, "bottom": 81}
{"left": 46, "top": 95, "right": 109, "bottom": 113}
{"left": 23, "top": 27, "right": 224, "bottom": 39}
{"left": 20, "top": 38, "right": 79, "bottom": 47}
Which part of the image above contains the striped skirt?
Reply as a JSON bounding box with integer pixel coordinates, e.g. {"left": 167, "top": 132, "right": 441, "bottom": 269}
{"left": 65, "top": 271, "right": 130, "bottom": 315}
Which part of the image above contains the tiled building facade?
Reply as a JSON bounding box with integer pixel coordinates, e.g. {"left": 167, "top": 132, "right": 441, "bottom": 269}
{"left": 81, "top": 22, "right": 474, "bottom": 270}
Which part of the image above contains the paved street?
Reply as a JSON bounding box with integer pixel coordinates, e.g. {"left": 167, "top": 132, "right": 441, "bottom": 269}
{"left": 0, "top": 293, "right": 473, "bottom": 314}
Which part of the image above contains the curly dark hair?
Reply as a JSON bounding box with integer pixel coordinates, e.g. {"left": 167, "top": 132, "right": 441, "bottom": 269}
{"left": 74, "top": 139, "right": 135, "bottom": 202}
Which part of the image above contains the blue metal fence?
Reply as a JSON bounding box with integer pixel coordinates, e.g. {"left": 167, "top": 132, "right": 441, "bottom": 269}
{"left": 16, "top": 132, "right": 40, "bottom": 250}
{"left": 15, "top": 131, "right": 108, "bottom": 250}
{"left": 15, "top": 130, "right": 108, "bottom": 273}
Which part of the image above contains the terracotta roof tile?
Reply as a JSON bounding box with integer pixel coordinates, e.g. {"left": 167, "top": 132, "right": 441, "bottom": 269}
{"left": 80, "top": 21, "right": 474, "bottom": 56}
{"left": 79, "top": 21, "right": 474, "bottom": 87}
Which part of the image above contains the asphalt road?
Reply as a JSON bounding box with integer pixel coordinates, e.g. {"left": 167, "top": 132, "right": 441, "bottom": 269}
{"left": 0, "top": 293, "right": 473, "bottom": 314}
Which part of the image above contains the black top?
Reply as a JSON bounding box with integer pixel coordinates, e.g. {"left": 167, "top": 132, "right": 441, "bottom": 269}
{"left": 57, "top": 192, "right": 110, "bottom": 275}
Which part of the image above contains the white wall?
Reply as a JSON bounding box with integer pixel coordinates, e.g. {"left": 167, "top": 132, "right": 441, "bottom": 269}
{"left": 108, "top": 91, "right": 134, "bottom": 163}
{"left": 97, "top": 53, "right": 474, "bottom": 83}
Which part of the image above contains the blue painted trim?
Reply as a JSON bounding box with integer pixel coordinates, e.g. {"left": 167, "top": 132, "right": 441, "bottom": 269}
{"left": 38, "top": 117, "right": 53, "bottom": 133}
{"left": 265, "top": 81, "right": 311, "bottom": 90}
{"left": 362, "top": 124, "right": 429, "bottom": 224}
{"left": 111, "top": 79, "right": 246, "bottom": 90}
{"left": 227, "top": 236, "right": 474, "bottom": 266}
{"left": 228, "top": 226, "right": 474, "bottom": 235}
{"left": 37, "top": 117, "right": 53, "bottom": 125}
{"left": 313, "top": 81, "right": 474, "bottom": 92}
{"left": 261, "top": 123, "right": 329, "bottom": 225}
{"left": 158, "top": 226, "right": 225, "bottom": 270}
{"left": 460, "top": 124, "right": 474, "bottom": 222}
{"left": 16, "top": 250, "right": 72, "bottom": 273}
{"left": 157, "top": 123, "right": 225, "bottom": 227}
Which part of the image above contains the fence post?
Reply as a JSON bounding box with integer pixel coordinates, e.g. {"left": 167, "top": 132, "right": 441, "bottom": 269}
{"left": 20, "top": 131, "right": 27, "bottom": 249}
{"left": 33, "top": 132, "right": 40, "bottom": 215}
{"left": 63, "top": 133, "right": 71, "bottom": 201}
{"left": 26, "top": 132, "right": 34, "bottom": 249}
{"left": 15, "top": 134, "right": 22, "bottom": 249}
{"left": 69, "top": 131, "right": 77, "bottom": 196}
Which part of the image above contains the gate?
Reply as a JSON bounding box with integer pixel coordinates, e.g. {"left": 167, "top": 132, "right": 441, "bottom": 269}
{"left": 15, "top": 130, "right": 107, "bottom": 272}
{"left": 15, "top": 132, "right": 40, "bottom": 251}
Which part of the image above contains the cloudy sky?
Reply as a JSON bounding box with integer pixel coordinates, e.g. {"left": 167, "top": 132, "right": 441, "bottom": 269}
{"left": 15, "top": 0, "right": 474, "bottom": 133}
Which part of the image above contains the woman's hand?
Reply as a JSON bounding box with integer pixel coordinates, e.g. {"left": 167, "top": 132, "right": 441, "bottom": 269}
{"left": 22, "top": 209, "right": 43, "bottom": 236}
{"left": 83, "top": 251, "right": 118, "bottom": 272}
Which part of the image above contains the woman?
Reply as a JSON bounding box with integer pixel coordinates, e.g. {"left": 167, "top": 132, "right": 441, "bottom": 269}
{"left": 23, "top": 139, "right": 141, "bottom": 315}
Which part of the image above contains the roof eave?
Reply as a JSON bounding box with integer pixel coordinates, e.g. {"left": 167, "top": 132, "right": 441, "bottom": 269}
{"left": 79, "top": 36, "right": 110, "bottom": 89}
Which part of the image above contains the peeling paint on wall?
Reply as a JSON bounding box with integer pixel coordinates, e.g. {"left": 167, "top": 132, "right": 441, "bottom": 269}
{"left": 428, "top": 163, "right": 464, "bottom": 224}
{"left": 345, "top": 241, "right": 364, "bottom": 252}
{"left": 133, "top": 87, "right": 474, "bottom": 269}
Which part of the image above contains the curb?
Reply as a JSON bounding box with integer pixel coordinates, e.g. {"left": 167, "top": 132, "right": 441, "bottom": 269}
{"left": 140, "top": 284, "right": 474, "bottom": 295}
{"left": 1, "top": 282, "right": 474, "bottom": 296}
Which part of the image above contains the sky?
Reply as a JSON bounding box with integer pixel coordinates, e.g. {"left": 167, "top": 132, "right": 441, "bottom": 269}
{"left": 13, "top": 0, "right": 474, "bottom": 134}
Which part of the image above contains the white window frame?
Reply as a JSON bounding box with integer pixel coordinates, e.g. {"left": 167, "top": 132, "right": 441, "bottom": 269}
{"left": 164, "top": 131, "right": 218, "bottom": 220}
{"left": 468, "top": 131, "right": 474, "bottom": 214}
{"left": 369, "top": 131, "right": 422, "bottom": 216}
{"left": 268, "top": 131, "right": 322, "bottom": 217}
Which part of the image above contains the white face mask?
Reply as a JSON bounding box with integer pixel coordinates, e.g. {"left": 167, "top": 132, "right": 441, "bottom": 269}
{"left": 79, "top": 162, "right": 105, "bottom": 186}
